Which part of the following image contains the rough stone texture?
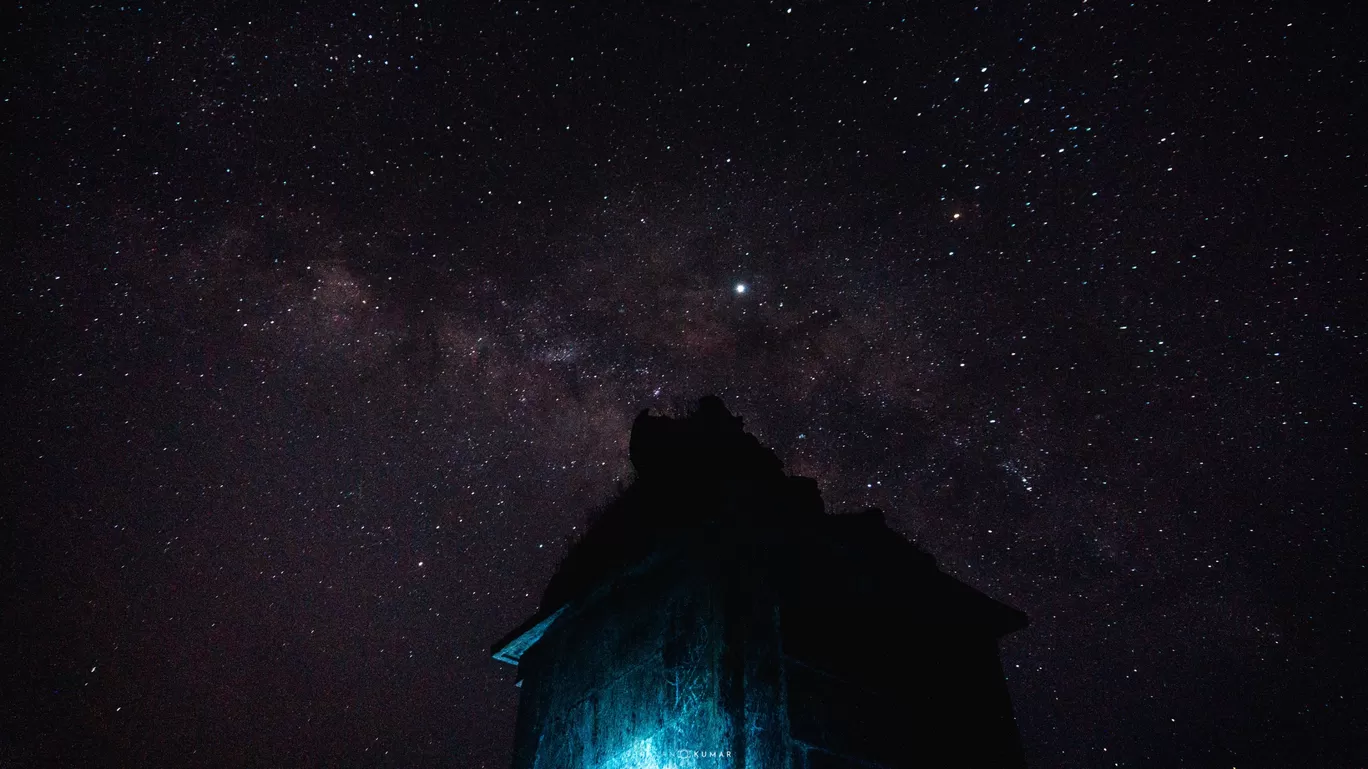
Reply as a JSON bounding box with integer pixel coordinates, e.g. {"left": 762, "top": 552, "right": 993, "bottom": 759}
{"left": 510, "top": 547, "right": 733, "bottom": 769}
{"left": 494, "top": 397, "right": 1027, "bottom": 769}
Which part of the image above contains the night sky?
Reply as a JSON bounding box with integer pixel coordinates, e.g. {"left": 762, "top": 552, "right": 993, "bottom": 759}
{"left": 5, "top": 2, "right": 1364, "bottom": 767}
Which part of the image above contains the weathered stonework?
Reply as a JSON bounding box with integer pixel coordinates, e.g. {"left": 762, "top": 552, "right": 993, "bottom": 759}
{"left": 494, "top": 397, "right": 1028, "bottom": 769}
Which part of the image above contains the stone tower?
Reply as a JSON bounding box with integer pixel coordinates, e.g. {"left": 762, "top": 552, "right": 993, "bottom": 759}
{"left": 492, "top": 397, "right": 1028, "bottom": 769}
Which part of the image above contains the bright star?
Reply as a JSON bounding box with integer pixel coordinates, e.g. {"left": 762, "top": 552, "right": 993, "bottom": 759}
{"left": 735, "top": 283, "right": 747, "bottom": 294}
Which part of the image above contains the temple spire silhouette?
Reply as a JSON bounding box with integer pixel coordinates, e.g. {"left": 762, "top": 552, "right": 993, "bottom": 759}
{"left": 493, "top": 397, "right": 1028, "bottom": 769}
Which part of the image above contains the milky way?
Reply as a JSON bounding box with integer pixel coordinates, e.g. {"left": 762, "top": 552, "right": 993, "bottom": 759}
{"left": 7, "top": 3, "right": 1362, "bottom": 767}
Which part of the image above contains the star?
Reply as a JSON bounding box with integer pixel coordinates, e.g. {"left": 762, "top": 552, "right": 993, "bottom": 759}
{"left": 6, "top": 4, "right": 1356, "bottom": 768}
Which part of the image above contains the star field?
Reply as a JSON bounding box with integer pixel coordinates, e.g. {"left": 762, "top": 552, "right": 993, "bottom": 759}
{"left": 5, "top": 2, "right": 1364, "bottom": 767}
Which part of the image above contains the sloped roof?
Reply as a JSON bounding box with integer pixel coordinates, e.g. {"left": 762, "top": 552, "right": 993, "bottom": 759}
{"left": 492, "top": 397, "right": 1026, "bottom": 664}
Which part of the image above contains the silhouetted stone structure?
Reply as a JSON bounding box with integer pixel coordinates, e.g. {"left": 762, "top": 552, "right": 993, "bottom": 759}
{"left": 493, "top": 396, "right": 1028, "bottom": 769}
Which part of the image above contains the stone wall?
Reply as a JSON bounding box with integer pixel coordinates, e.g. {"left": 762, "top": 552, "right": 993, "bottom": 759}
{"left": 512, "top": 550, "right": 739, "bottom": 769}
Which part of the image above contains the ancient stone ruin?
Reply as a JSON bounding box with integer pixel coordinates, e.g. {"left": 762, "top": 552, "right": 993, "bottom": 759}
{"left": 493, "top": 396, "right": 1027, "bottom": 769}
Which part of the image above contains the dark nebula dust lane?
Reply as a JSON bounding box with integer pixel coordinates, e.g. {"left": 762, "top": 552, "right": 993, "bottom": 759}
{"left": 5, "top": 2, "right": 1364, "bottom": 767}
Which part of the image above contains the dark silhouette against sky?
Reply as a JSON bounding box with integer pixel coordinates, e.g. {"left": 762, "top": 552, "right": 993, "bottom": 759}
{"left": 5, "top": 2, "right": 1363, "bottom": 767}
{"left": 496, "top": 397, "right": 1030, "bottom": 769}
